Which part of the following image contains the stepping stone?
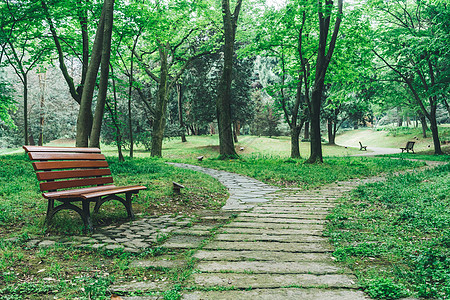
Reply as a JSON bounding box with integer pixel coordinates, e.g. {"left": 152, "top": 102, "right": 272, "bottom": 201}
{"left": 239, "top": 213, "right": 327, "bottom": 219}
{"left": 193, "top": 250, "right": 330, "bottom": 262}
{"left": 160, "top": 235, "right": 205, "bottom": 249}
{"left": 223, "top": 222, "right": 325, "bottom": 230}
{"left": 235, "top": 217, "right": 325, "bottom": 224}
{"left": 219, "top": 227, "right": 323, "bottom": 236}
{"left": 110, "top": 281, "right": 169, "bottom": 293}
{"left": 182, "top": 288, "right": 370, "bottom": 300}
{"left": 196, "top": 261, "right": 343, "bottom": 274}
{"left": 214, "top": 233, "right": 328, "bottom": 243}
{"left": 203, "top": 241, "right": 333, "bottom": 252}
{"left": 191, "top": 273, "right": 357, "bottom": 288}
{"left": 130, "top": 259, "right": 186, "bottom": 269}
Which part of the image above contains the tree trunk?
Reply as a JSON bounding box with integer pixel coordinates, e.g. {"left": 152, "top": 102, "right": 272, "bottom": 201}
{"left": 89, "top": 0, "right": 114, "bottom": 148}
{"left": 177, "top": 83, "right": 187, "bottom": 143}
{"left": 233, "top": 121, "right": 238, "bottom": 143}
{"left": 429, "top": 98, "right": 443, "bottom": 155}
{"left": 216, "top": 0, "right": 242, "bottom": 159}
{"left": 75, "top": 3, "right": 106, "bottom": 147}
{"left": 23, "top": 75, "right": 28, "bottom": 145}
{"left": 151, "top": 46, "right": 169, "bottom": 157}
{"left": 305, "top": 0, "right": 342, "bottom": 164}
{"left": 327, "top": 119, "right": 335, "bottom": 145}
{"left": 290, "top": 125, "right": 302, "bottom": 158}
{"left": 38, "top": 72, "right": 46, "bottom": 146}
{"left": 307, "top": 88, "right": 323, "bottom": 163}
{"left": 443, "top": 99, "right": 450, "bottom": 118}
{"left": 304, "top": 122, "right": 309, "bottom": 140}
{"left": 397, "top": 107, "right": 403, "bottom": 127}
{"left": 419, "top": 114, "right": 427, "bottom": 138}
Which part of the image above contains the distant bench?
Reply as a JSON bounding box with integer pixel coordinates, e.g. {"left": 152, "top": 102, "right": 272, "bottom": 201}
{"left": 400, "top": 141, "right": 415, "bottom": 153}
{"left": 359, "top": 141, "right": 367, "bottom": 151}
{"left": 23, "top": 146, "right": 147, "bottom": 232}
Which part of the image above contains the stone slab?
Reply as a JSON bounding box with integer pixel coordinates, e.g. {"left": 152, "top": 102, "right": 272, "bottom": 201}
{"left": 239, "top": 213, "right": 327, "bottom": 219}
{"left": 203, "top": 241, "right": 332, "bottom": 252}
{"left": 235, "top": 217, "right": 325, "bottom": 224}
{"left": 196, "top": 261, "right": 342, "bottom": 274}
{"left": 183, "top": 288, "right": 370, "bottom": 300}
{"left": 191, "top": 273, "right": 357, "bottom": 288}
{"left": 193, "top": 250, "right": 331, "bottom": 262}
{"left": 161, "top": 235, "right": 205, "bottom": 249}
{"left": 130, "top": 259, "right": 186, "bottom": 269}
{"left": 219, "top": 227, "right": 323, "bottom": 236}
{"left": 110, "top": 281, "right": 169, "bottom": 293}
{"left": 252, "top": 208, "right": 329, "bottom": 214}
{"left": 223, "top": 222, "right": 324, "bottom": 230}
{"left": 214, "top": 233, "right": 327, "bottom": 243}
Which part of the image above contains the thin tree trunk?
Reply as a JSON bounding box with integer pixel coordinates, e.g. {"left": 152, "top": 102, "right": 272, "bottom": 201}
{"left": 38, "top": 72, "right": 46, "bottom": 146}
{"left": 89, "top": 0, "right": 114, "bottom": 148}
{"left": 233, "top": 121, "right": 239, "bottom": 143}
{"left": 397, "top": 107, "right": 403, "bottom": 127}
{"left": 110, "top": 67, "right": 124, "bottom": 161}
{"left": 305, "top": 0, "right": 342, "bottom": 164}
{"left": 443, "top": 99, "right": 450, "bottom": 117}
{"left": 216, "top": 0, "right": 242, "bottom": 159}
{"left": 429, "top": 98, "right": 443, "bottom": 155}
{"left": 23, "top": 75, "right": 28, "bottom": 146}
{"left": 327, "top": 119, "right": 335, "bottom": 145}
{"left": 151, "top": 46, "right": 169, "bottom": 157}
{"left": 419, "top": 114, "right": 427, "bottom": 138}
{"left": 75, "top": 3, "right": 107, "bottom": 147}
{"left": 177, "top": 83, "right": 187, "bottom": 143}
{"left": 291, "top": 125, "right": 303, "bottom": 159}
{"left": 128, "top": 35, "right": 139, "bottom": 158}
{"left": 304, "top": 122, "right": 309, "bottom": 140}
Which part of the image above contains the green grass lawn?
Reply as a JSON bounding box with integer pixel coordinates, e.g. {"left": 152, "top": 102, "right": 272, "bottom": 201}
{"left": 327, "top": 163, "right": 450, "bottom": 299}
{"left": 0, "top": 131, "right": 446, "bottom": 299}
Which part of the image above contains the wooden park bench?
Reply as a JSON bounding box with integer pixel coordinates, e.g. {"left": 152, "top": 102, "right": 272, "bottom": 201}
{"left": 400, "top": 141, "right": 415, "bottom": 153}
{"left": 359, "top": 141, "right": 367, "bottom": 151}
{"left": 23, "top": 146, "right": 147, "bottom": 232}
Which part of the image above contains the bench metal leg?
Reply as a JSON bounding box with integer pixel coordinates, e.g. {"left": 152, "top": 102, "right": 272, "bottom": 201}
{"left": 45, "top": 199, "right": 93, "bottom": 233}
{"left": 93, "top": 194, "right": 135, "bottom": 220}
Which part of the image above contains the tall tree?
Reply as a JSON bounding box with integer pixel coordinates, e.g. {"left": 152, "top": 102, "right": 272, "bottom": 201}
{"left": 369, "top": 0, "right": 449, "bottom": 155}
{"left": 216, "top": 0, "right": 242, "bottom": 159}
{"left": 305, "top": 0, "right": 343, "bottom": 163}
{"left": 76, "top": 0, "right": 115, "bottom": 147}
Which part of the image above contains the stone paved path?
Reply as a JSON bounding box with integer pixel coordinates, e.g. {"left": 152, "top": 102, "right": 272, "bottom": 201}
{"left": 180, "top": 173, "right": 385, "bottom": 300}
{"left": 168, "top": 163, "right": 279, "bottom": 210}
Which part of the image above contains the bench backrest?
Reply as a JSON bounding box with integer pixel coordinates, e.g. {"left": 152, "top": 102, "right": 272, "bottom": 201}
{"left": 23, "top": 146, "right": 113, "bottom": 192}
{"left": 406, "top": 141, "right": 415, "bottom": 149}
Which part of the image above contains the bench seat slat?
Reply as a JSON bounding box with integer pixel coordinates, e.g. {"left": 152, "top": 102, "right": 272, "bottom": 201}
{"left": 23, "top": 146, "right": 101, "bottom": 153}
{"left": 29, "top": 152, "right": 106, "bottom": 161}
{"left": 42, "top": 185, "right": 118, "bottom": 199}
{"left": 40, "top": 177, "right": 114, "bottom": 192}
{"left": 36, "top": 169, "right": 111, "bottom": 181}
{"left": 32, "top": 161, "right": 109, "bottom": 171}
{"left": 81, "top": 185, "right": 147, "bottom": 199}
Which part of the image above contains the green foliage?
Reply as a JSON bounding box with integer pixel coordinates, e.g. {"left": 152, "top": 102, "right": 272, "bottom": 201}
{"left": 367, "top": 278, "right": 410, "bottom": 300}
{"left": 328, "top": 163, "right": 450, "bottom": 298}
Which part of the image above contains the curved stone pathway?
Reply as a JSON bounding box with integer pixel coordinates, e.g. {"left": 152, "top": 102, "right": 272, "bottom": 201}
{"left": 180, "top": 172, "right": 385, "bottom": 300}
{"left": 168, "top": 163, "right": 279, "bottom": 210}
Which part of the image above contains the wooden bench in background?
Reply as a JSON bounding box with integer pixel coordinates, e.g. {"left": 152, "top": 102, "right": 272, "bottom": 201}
{"left": 400, "top": 141, "right": 415, "bottom": 153}
{"left": 23, "top": 146, "right": 147, "bottom": 232}
{"left": 359, "top": 141, "right": 367, "bottom": 151}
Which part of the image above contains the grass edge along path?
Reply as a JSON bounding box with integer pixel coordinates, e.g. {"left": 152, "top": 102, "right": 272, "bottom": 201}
{"left": 327, "top": 162, "right": 450, "bottom": 300}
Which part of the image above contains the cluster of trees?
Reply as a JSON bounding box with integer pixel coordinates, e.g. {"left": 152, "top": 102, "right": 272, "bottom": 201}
{"left": 0, "top": 0, "right": 449, "bottom": 161}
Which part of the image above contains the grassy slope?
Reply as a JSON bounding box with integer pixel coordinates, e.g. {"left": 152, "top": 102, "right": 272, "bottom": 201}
{"left": 327, "top": 164, "right": 450, "bottom": 299}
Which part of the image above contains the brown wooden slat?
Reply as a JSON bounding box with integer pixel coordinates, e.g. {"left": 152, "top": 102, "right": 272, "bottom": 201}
{"left": 36, "top": 169, "right": 111, "bottom": 181}
{"left": 81, "top": 185, "right": 147, "bottom": 199}
{"left": 43, "top": 185, "right": 118, "bottom": 199}
{"left": 32, "top": 161, "right": 109, "bottom": 171}
{"left": 23, "top": 146, "right": 101, "bottom": 153}
{"left": 29, "top": 152, "right": 105, "bottom": 161}
{"left": 40, "top": 177, "right": 114, "bottom": 191}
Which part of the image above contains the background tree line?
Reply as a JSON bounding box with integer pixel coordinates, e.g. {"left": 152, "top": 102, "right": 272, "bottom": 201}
{"left": 0, "top": 0, "right": 449, "bottom": 161}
